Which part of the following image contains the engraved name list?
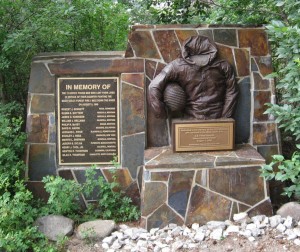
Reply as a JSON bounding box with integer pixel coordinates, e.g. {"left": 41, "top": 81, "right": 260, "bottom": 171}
{"left": 57, "top": 77, "right": 119, "bottom": 165}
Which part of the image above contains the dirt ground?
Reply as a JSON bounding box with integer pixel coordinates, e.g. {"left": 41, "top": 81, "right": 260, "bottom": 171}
{"left": 65, "top": 225, "right": 300, "bottom": 252}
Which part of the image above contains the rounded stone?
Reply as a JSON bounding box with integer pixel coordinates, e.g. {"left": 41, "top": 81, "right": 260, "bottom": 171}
{"left": 277, "top": 202, "right": 300, "bottom": 221}
{"left": 77, "top": 220, "right": 116, "bottom": 240}
{"left": 34, "top": 215, "right": 74, "bottom": 241}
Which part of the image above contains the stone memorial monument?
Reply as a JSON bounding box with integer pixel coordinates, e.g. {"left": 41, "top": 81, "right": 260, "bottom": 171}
{"left": 25, "top": 25, "right": 281, "bottom": 230}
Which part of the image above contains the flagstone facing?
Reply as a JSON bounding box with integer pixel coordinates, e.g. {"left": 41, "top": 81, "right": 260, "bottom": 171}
{"left": 140, "top": 145, "right": 272, "bottom": 229}
{"left": 25, "top": 25, "right": 280, "bottom": 227}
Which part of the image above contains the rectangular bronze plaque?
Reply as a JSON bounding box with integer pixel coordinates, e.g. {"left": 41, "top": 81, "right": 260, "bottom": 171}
{"left": 57, "top": 77, "right": 120, "bottom": 165}
{"left": 173, "top": 119, "right": 235, "bottom": 152}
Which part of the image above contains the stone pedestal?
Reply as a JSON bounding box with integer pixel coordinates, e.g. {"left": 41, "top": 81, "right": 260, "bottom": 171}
{"left": 139, "top": 144, "right": 272, "bottom": 230}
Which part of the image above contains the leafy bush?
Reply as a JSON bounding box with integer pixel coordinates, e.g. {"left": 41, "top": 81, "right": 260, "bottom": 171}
{"left": 41, "top": 176, "right": 83, "bottom": 219}
{"left": 0, "top": 102, "right": 26, "bottom": 194}
{"left": 83, "top": 167, "right": 140, "bottom": 223}
{"left": 260, "top": 150, "right": 300, "bottom": 199}
{"left": 40, "top": 166, "right": 140, "bottom": 223}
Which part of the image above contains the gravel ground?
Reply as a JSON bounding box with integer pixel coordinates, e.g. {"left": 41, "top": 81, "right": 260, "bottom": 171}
{"left": 66, "top": 214, "right": 300, "bottom": 252}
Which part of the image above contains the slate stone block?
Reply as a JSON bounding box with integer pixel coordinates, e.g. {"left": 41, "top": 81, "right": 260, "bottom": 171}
{"left": 253, "top": 91, "right": 271, "bottom": 121}
{"left": 151, "top": 172, "right": 170, "bottom": 182}
{"left": 102, "top": 168, "right": 133, "bottom": 190}
{"left": 254, "top": 56, "right": 273, "bottom": 76}
{"left": 122, "top": 133, "right": 145, "bottom": 178}
{"left": 214, "top": 29, "right": 237, "bottom": 47}
{"left": 26, "top": 181, "right": 49, "bottom": 202}
{"left": 209, "top": 166, "right": 265, "bottom": 206}
{"left": 253, "top": 72, "right": 270, "bottom": 90}
{"left": 238, "top": 29, "right": 269, "bottom": 56}
{"left": 26, "top": 114, "right": 49, "bottom": 143}
{"left": 58, "top": 169, "right": 74, "bottom": 180}
{"left": 195, "top": 169, "right": 208, "bottom": 187}
{"left": 197, "top": 29, "right": 214, "bottom": 40}
{"left": 128, "top": 31, "right": 161, "bottom": 59}
{"left": 216, "top": 44, "right": 236, "bottom": 72}
{"left": 124, "top": 181, "right": 141, "bottom": 207}
{"left": 253, "top": 123, "right": 278, "bottom": 145}
{"left": 125, "top": 42, "right": 134, "bottom": 57}
{"left": 121, "top": 82, "right": 145, "bottom": 136}
{"left": 28, "top": 63, "right": 55, "bottom": 94}
{"left": 233, "top": 78, "right": 251, "bottom": 144}
{"left": 142, "top": 182, "right": 167, "bottom": 216}
{"left": 257, "top": 145, "right": 279, "bottom": 164}
{"left": 48, "top": 59, "right": 144, "bottom": 75}
{"left": 234, "top": 48, "right": 250, "bottom": 77}
{"left": 186, "top": 185, "right": 231, "bottom": 225}
{"left": 153, "top": 30, "right": 181, "bottom": 63}
{"left": 28, "top": 144, "right": 56, "bottom": 181}
{"left": 147, "top": 203, "right": 184, "bottom": 230}
{"left": 73, "top": 168, "right": 104, "bottom": 200}
{"left": 175, "top": 30, "right": 198, "bottom": 45}
{"left": 247, "top": 198, "right": 273, "bottom": 217}
{"left": 30, "top": 95, "right": 55, "bottom": 114}
{"left": 145, "top": 60, "right": 157, "bottom": 79}
{"left": 168, "top": 171, "right": 194, "bottom": 217}
{"left": 121, "top": 73, "right": 144, "bottom": 89}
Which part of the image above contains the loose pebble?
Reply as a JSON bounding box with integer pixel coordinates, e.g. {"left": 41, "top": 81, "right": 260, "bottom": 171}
{"left": 100, "top": 213, "right": 300, "bottom": 251}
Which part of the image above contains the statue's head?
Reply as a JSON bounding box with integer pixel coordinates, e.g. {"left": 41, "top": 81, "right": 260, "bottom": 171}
{"left": 181, "top": 35, "right": 218, "bottom": 67}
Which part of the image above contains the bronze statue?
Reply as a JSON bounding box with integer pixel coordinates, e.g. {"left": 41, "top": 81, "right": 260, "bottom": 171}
{"left": 148, "top": 35, "right": 238, "bottom": 120}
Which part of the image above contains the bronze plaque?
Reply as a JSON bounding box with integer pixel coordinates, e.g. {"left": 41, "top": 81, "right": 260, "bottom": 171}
{"left": 57, "top": 77, "right": 120, "bottom": 165}
{"left": 173, "top": 119, "right": 234, "bottom": 152}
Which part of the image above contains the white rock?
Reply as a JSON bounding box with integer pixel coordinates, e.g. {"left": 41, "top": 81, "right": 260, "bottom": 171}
{"left": 165, "top": 236, "right": 173, "bottom": 243}
{"left": 171, "top": 226, "right": 182, "bottom": 237}
{"left": 139, "top": 232, "right": 150, "bottom": 240}
{"left": 251, "top": 215, "right": 265, "bottom": 223}
{"left": 183, "top": 227, "right": 191, "bottom": 236}
{"left": 277, "top": 223, "right": 287, "bottom": 233}
{"left": 194, "top": 231, "right": 205, "bottom": 242}
{"left": 285, "top": 229, "right": 297, "bottom": 240}
{"left": 239, "top": 229, "right": 252, "bottom": 238}
{"left": 102, "top": 236, "right": 115, "bottom": 245}
{"left": 246, "top": 223, "right": 260, "bottom": 236}
{"left": 150, "top": 227, "right": 159, "bottom": 235}
{"left": 207, "top": 221, "right": 226, "bottom": 230}
{"left": 283, "top": 216, "right": 295, "bottom": 228}
{"left": 111, "top": 239, "right": 122, "bottom": 249}
{"left": 167, "top": 223, "right": 178, "bottom": 229}
{"left": 191, "top": 223, "right": 200, "bottom": 230}
{"left": 172, "top": 241, "right": 184, "bottom": 251}
{"left": 293, "top": 227, "right": 300, "bottom": 237}
{"left": 112, "top": 230, "right": 124, "bottom": 239}
{"left": 276, "top": 223, "right": 286, "bottom": 233}
{"left": 210, "top": 228, "right": 223, "bottom": 240}
{"left": 233, "top": 212, "right": 248, "bottom": 222}
{"left": 188, "top": 243, "right": 198, "bottom": 248}
{"left": 161, "top": 247, "right": 171, "bottom": 252}
{"left": 248, "top": 236, "right": 256, "bottom": 242}
{"left": 224, "top": 225, "right": 239, "bottom": 236}
{"left": 269, "top": 215, "right": 282, "bottom": 228}
{"left": 294, "top": 239, "right": 300, "bottom": 246}
{"left": 102, "top": 243, "right": 109, "bottom": 249}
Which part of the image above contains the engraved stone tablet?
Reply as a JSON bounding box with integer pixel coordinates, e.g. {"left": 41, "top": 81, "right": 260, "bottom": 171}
{"left": 57, "top": 77, "right": 119, "bottom": 165}
{"left": 173, "top": 119, "right": 235, "bottom": 152}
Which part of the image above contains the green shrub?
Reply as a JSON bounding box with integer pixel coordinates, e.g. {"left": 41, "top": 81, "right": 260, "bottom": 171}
{"left": 41, "top": 176, "right": 83, "bottom": 220}
{"left": 0, "top": 102, "right": 26, "bottom": 193}
{"left": 83, "top": 166, "right": 140, "bottom": 223}
{"left": 260, "top": 150, "right": 300, "bottom": 199}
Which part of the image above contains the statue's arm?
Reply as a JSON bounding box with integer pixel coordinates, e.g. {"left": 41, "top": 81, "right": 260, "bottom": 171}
{"left": 221, "top": 62, "right": 238, "bottom": 118}
{"left": 148, "top": 64, "right": 175, "bottom": 119}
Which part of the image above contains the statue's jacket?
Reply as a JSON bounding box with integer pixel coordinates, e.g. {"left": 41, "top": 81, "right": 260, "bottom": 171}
{"left": 148, "top": 35, "right": 238, "bottom": 120}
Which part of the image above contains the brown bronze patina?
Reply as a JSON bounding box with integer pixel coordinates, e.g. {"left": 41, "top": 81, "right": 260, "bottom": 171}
{"left": 148, "top": 35, "right": 238, "bottom": 120}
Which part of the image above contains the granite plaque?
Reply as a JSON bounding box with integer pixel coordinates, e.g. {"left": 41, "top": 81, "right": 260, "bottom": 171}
{"left": 57, "top": 77, "right": 120, "bottom": 165}
{"left": 173, "top": 119, "right": 235, "bottom": 152}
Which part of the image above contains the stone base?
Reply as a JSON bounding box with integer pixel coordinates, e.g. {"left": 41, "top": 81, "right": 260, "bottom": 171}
{"left": 139, "top": 144, "right": 272, "bottom": 230}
